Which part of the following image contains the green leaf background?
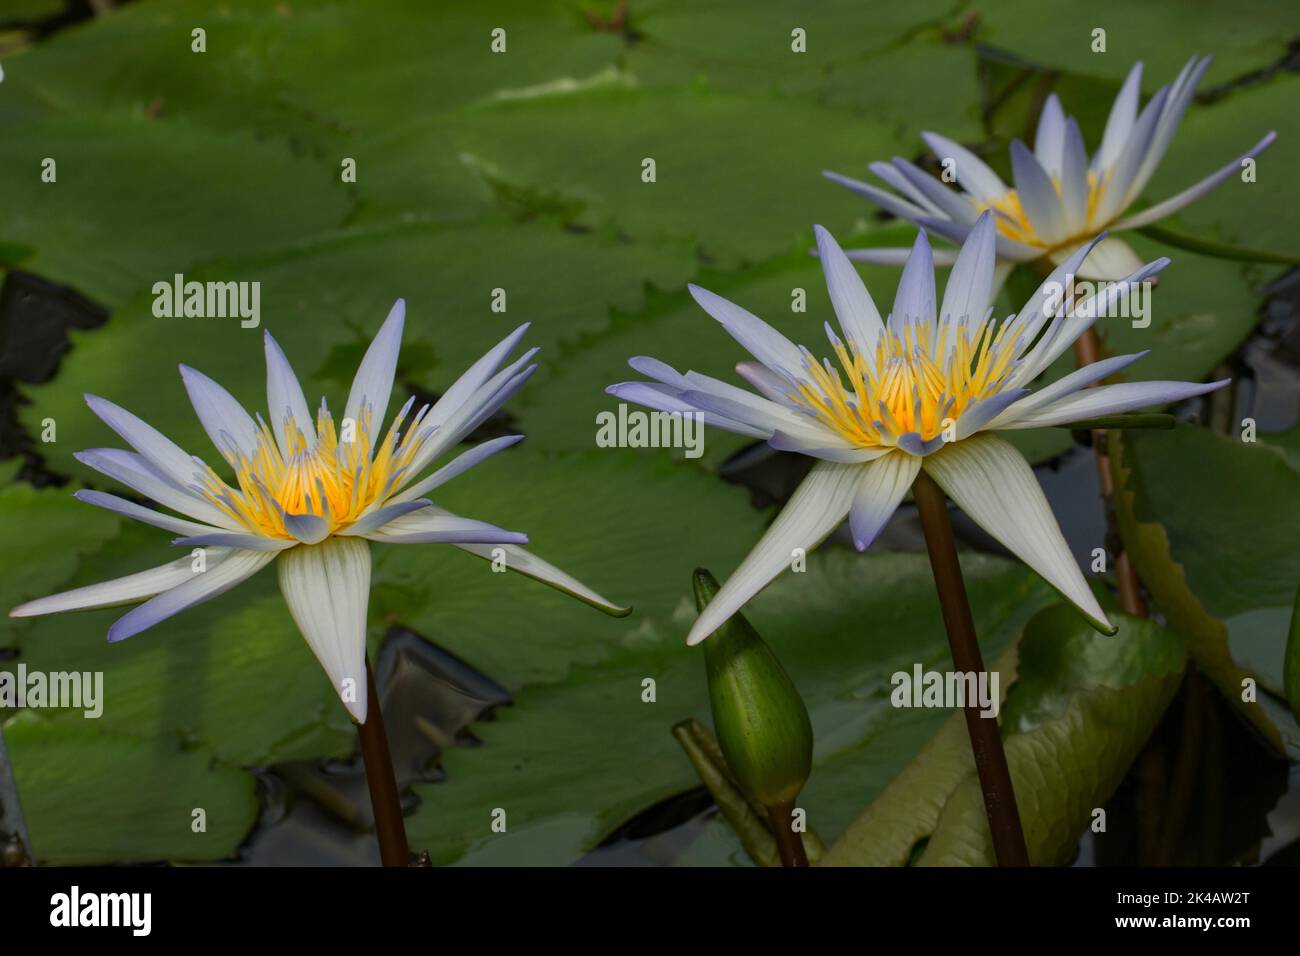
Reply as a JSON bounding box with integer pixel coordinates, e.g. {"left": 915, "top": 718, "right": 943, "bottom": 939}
{"left": 0, "top": 0, "right": 1296, "bottom": 864}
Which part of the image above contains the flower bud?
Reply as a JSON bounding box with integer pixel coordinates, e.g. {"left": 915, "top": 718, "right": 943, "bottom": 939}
{"left": 694, "top": 568, "right": 813, "bottom": 809}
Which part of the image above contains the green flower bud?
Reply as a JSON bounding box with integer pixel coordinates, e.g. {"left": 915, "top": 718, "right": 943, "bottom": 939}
{"left": 695, "top": 568, "right": 813, "bottom": 810}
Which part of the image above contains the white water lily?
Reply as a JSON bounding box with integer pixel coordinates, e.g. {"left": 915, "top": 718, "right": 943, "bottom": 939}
{"left": 10, "top": 301, "right": 627, "bottom": 721}
{"left": 608, "top": 214, "right": 1227, "bottom": 645}
{"left": 826, "top": 56, "right": 1275, "bottom": 282}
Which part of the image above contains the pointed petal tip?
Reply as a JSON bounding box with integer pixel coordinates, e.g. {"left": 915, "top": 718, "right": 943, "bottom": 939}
{"left": 342, "top": 692, "right": 368, "bottom": 725}
{"left": 685, "top": 622, "right": 713, "bottom": 646}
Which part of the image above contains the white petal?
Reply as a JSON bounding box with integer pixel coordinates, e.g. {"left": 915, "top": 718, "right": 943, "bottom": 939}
{"left": 264, "top": 331, "right": 316, "bottom": 455}
{"left": 888, "top": 158, "right": 982, "bottom": 223}
{"left": 606, "top": 382, "right": 768, "bottom": 439}
{"left": 844, "top": 246, "right": 959, "bottom": 267}
{"left": 338, "top": 500, "right": 432, "bottom": 536}
{"left": 408, "top": 350, "right": 539, "bottom": 471}
{"left": 392, "top": 434, "right": 524, "bottom": 503}
{"left": 1058, "top": 117, "right": 1091, "bottom": 237}
{"left": 1010, "top": 139, "right": 1067, "bottom": 245}
{"left": 84, "top": 394, "right": 204, "bottom": 489}
{"left": 989, "top": 351, "right": 1149, "bottom": 428}
{"left": 768, "top": 431, "right": 892, "bottom": 463}
{"left": 867, "top": 161, "right": 942, "bottom": 214}
{"left": 1034, "top": 94, "right": 1066, "bottom": 177}
{"left": 687, "top": 461, "right": 860, "bottom": 645}
{"left": 890, "top": 231, "right": 936, "bottom": 328}
{"left": 108, "top": 548, "right": 275, "bottom": 643}
{"left": 1092, "top": 85, "right": 1170, "bottom": 225}
{"left": 921, "top": 131, "right": 1009, "bottom": 203}
{"left": 9, "top": 548, "right": 233, "bottom": 617}
{"left": 1003, "top": 378, "right": 1229, "bottom": 428}
{"left": 281, "top": 513, "right": 331, "bottom": 545}
{"left": 179, "top": 364, "right": 260, "bottom": 463}
{"left": 939, "top": 211, "right": 996, "bottom": 324}
{"left": 679, "top": 386, "right": 851, "bottom": 448}
{"left": 848, "top": 452, "right": 920, "bottom": 550}
{"left": 361, "top": 510, "right": 526, "bottom": 545}
{"left": 814, "top": 225, "right": 885, "bottom": 353}
{"left": 1073, "top": 236, "right": 1145, "bottom": 282}
{"left": 452, "top": 540, "right": 628, "bottom": 616}
{"left": 344, "top": 299, "right": 405, "bottom": 439}
{"left": 822, "top": 169, "right": 930, "bottom": 222}
{"left": 735, "top": 361, "right": 796, "bottom": 404}
{"left": 688, "top": 284, "right": 804, "bottom": 375}
{"left": 73, "top": 489, "right": 220, "bottom": 537}
{"left": 1015, "top": 257, "right": 1170, "bottom": 384}
{"left": 425, "top": 323, "right": 530, "bottom": 431}
{"left": 174, "top": 531, "right": 295, "bottom": 551}
{"left": 1003, "top": 232, "right": 1119, "bottom": 375}
{"left": 277, "top": 537, "right": 372, "bottom": 723}
{"left": 1129, "top": 56, "right": 1214, "bottom": 199}
{"left": 922, "top": 435, "right": 1113, "bottom": 633}
{"left": 953, "top": 388, "right": 1031, "bottom": 441}
{"left": 74, "top": 448, "right": 239, "bottom": 530}
{"left": 387, "top": 503, "right": 626, "bottom": 615}
{"left": 1112, "top": 131, "right": 1278, "bottom": 231}
{"left": 1094, "top": 61, "right": 1144, "bottom": 173}
{"left": 912, "top": 214, "right": 1043, "bottom": 262}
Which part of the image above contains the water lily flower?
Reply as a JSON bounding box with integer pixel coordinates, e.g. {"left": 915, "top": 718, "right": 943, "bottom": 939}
{"left": 10, "top": 302, "right": 626, "bottom": 721}
{"left": 826, "top": 56, "right": 1276, "bottom": 282}
{"left": 608, "top": 215, "right": 1227, "bottom": 645}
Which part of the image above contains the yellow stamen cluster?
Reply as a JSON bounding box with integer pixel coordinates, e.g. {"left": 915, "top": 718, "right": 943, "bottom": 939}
{"left": 789, "top": 316, "right": 1023, "bottom": 449}
{"left": 197, "top": 402, "right": 432, "bottom": 539}
{"left": 975, "top": 170, "right": 1107, "bottom": 247}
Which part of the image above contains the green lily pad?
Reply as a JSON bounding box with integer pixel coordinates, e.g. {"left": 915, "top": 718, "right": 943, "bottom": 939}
{"left": 522, "top": 225, "right": 1075, "bottom": 467}
{"left": 1142, "top": 74, "right": 1300, "bottom": 259}
{"left": 22, "top": 217, "right": 696, "bottom": 484}
{"left": 0, "top": 478, "right": 121, "bottom": 646}
{"left": 404, "top": 549, "right": 1057, "bottom": 865}
{"left": 915, "top": 606, "right": 1182, "bottom": 866}
{"left": 973, "top": 1, "right": 1295, "bottom": 83}
{"left": 0, "top": 109, "right": 350, "bottom": 309}
{"left": 628, "top": 0, "right": 959, "bottom": 72}
{"left": 446, "top": 81, "right": 917, "bottom": 267}
{"left": 624, "top": 2, "right": 982, "bottom": 140}
{"left": 1111, "top": 424, "right": 1300, "bottom": 754}
{"left": 372, "top": 449, "right": 766, "bottom": 687}
{"left": 7, "top": 517, "right": 356, "bottom": 767}
{"left": 4, "top": 712, "right": 259, "bottom": 865}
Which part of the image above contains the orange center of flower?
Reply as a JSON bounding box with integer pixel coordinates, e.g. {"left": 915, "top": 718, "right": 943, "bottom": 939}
{"left": 789, "top": 316, "right": 1023, "bottom": 449}
{"left": 975, "top": 170, "right": 1108, "bottom": 247}
{"left": 196, "top": 404, "right": 432, "bottom": 539}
